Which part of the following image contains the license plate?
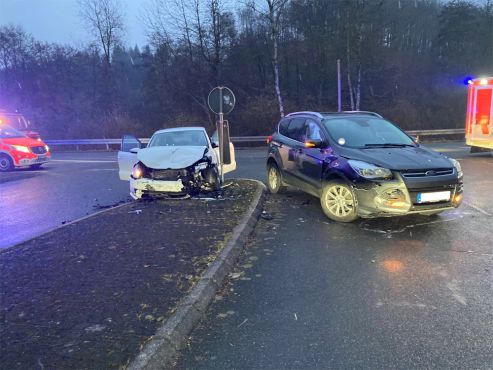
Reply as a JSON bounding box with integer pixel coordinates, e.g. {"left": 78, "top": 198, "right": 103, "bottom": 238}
{"left": 417, "top": 191, "right": 451, "bottom": 203}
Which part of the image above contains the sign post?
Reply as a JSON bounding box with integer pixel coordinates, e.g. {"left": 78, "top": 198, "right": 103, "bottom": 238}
{"left": 207, "top": 86, "right": 235, "bottom": 183}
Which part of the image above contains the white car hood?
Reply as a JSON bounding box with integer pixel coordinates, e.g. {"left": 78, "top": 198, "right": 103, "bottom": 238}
{"left": 137, "top": 146, "right": 209, "bottom": 169}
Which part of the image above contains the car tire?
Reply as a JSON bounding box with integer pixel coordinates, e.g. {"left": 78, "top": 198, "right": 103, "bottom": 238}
{"left": 267, "top": 163, "right": 285, "bottom": 194}
{"left": 320, "top": 180, "right": 358, "bottom": 222}
{"left": 0, "top": 154, "right": 14, "bottom": 172}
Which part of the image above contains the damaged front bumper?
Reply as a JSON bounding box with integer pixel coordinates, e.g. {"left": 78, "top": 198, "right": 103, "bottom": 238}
{"left": 130, "top": 177, "right": 185, "bottom": 200}
{"left": 352, "top": 172, "right": 463, "bottom": 218}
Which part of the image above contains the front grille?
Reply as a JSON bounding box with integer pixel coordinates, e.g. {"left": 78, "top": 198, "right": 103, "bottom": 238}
{"left": 401, "top": 168, "right": 453, "bottom": 178}
{"left": 31, "top": 146, "right": 47, "bottom": 155}
{"left": 150, "top": 169, "right": 186, "bottom": 180}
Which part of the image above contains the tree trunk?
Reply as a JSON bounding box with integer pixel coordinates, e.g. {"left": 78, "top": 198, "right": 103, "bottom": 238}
{"left": 272, "top": 29, "right": 284, "bottom": 117}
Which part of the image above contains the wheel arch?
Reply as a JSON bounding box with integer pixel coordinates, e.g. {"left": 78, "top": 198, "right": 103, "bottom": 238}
{"left": 266, "top": 156, "right": 279, "bottom": 169}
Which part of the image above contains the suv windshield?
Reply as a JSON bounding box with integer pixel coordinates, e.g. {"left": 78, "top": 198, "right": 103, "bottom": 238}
{"left": 148, "top": 130, "right": 208, "bottom": 147}
{"left": 322, "top": 117, "right": 415, "bottom": 148}
{"left": 0, "top": 125, "right": 26, "bottom": 138}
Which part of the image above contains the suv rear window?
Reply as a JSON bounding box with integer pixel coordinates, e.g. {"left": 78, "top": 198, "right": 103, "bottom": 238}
{"left": 287, "top": 118, "right": 305, "bottom": 142}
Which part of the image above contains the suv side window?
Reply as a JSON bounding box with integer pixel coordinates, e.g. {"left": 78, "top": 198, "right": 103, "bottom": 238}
{"left": 278, "top": 119, "right": 290, "bottom": 136}
{"left": 287, "top": 118, "right": 306, "bottom": 142}
{"left": 305, "top": 119, "right": 324, "bottom": 141}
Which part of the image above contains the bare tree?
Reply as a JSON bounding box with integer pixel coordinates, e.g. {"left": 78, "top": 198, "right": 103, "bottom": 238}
{"left": 247, "top": 0, "right": 288, "bottom": 117}
{"left": 78, "top": 0, "right": 124, "bottom": 65}
{"left": 78, "top": 0, "right": 125, "bottom": 139}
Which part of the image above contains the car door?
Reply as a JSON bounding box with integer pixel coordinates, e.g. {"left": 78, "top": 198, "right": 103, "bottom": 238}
{"left": 117, "top": 134, "right": 141, "bottom": 180}
{"left": 282, "top": 117, "right": 306, "bottom": 185}
{"left": 297, "top": 119, "right": 327, "bottom": 192}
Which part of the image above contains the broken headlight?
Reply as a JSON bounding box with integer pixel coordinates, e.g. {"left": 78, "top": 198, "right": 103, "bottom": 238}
{"left": 348, "top": 160, "right": 392, "bottom": 180}
{"left": 195, "top": 162, "right": 208, "bottom": 171}
{"left": 131, "top": 163, "right": 145, "bottom": 179}
{"left": 449, "top": 158, "right": 463, "bottom": 178}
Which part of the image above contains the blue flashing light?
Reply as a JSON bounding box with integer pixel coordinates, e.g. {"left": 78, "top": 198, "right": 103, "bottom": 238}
{"left": 464, "top": 76, "right": 474, "bottom": 85}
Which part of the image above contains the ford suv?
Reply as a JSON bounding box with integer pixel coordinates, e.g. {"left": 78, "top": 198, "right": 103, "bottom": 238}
{"left": 266, "top": 111, "right": 463, "bottom": 222}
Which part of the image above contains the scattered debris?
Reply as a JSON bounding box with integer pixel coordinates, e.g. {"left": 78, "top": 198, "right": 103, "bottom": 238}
{"left": 85, "top": 324, "right": 106, "bottom": 333}
{"left": 229, "top": 272, "right": 243, "bottom": 279}
{"left": 261, "top": 211, "right": 274, "bottom": 220}
{"left": 294, "top": 313, "right": 298, "bottom": 321}
{"left": 237, "top": 318, "right": 248, "bottom": 328}
{"left": 127, "top": 209, "right": 142, "bottom": 214}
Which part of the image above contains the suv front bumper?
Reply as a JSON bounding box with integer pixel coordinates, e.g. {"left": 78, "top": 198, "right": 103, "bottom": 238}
{"left": 353, "top": 172, "right": 463, "bottom": 218}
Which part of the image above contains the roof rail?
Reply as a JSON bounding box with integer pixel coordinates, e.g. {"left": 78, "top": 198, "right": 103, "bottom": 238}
{"left": 340, "top": 110, "right": 383, "bottom": 118}
{"left": 285, "top": 111, "right": 324, "bottom": 119}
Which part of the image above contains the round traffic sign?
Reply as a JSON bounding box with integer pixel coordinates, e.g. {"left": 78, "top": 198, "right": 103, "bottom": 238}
{"left": 208, "top": 86, "right": 235, "bottom": 114}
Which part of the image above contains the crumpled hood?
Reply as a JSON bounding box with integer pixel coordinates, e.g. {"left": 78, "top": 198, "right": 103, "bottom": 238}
{"left": 138, "top": 146, "right": 208, "bottom": 169}
{"left": 337, "top": 145, "right": 453, "bottom": 170}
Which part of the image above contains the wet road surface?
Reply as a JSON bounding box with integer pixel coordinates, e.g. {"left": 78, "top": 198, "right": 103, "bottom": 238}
{"left": 173, "top": 145, "right": 493, "bottom": 370}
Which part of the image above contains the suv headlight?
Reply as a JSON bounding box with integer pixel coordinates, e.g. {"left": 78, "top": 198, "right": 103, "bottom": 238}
{"left": 348, "top": 160, "right": 392, "bottom": 179}
{"left": 449, "top": 158, "right": 463, "bottom": 177}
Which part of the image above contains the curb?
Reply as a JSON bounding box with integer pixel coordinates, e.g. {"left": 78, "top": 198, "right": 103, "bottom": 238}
{"left": 128, "top": 179, "right": 267, "bottom": 370}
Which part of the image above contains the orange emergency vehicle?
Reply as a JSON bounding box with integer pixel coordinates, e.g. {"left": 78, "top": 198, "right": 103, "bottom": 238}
{"left": 465, "top": 77, "right": 493, "bottom": 150}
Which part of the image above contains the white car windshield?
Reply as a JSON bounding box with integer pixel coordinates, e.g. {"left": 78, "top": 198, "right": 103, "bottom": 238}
{"left": 148, "top": 130, "right": 209, "bottom": 147}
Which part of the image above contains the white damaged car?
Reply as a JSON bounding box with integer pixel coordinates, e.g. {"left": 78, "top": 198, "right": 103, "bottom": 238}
{"left": 117, "top": 127, "right": 236, "bottom": 199}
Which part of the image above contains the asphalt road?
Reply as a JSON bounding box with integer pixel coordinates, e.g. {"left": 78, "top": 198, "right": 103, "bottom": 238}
{"left": 2, "top": 142, "right": 493, "bottom": 369}
{"left": 173, "top": 143, "right": 493, "bottom": 370}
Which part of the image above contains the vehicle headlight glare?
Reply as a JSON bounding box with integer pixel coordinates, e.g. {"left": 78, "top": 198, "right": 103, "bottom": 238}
{"left": 450, "top": 158, "right": 462, "bottom": 177}
{"left": 12, "top": 145, "right": 30, "bottom": 153}
{"left": 348, "top": 160, "right": 392, "bottom": 179}
{"left": 131, "top": 164, "right": 143, "bottom": 179}
{"left": 45, "top": 145, "right": 50, "bottom": 152}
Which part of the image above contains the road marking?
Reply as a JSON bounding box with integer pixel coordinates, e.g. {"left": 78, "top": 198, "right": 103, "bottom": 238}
{"left": 51, "top": 159, "right": 117, "bottom": 163}
{"left": 84, "top": 168, "right": 118, "bottom": 171}
{"left": 463, "top": 201, "right": 492, "bottom": 216}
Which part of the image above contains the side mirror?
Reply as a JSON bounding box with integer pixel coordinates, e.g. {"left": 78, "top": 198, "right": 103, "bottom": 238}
{"left": 129, "top": 147, "right": 139, "bottom": 154}
{"left": 211, "top": 141, "right": 219, "bottom": 148}
{"left": 304, "top": 139, "right": 324, "bottom": 149}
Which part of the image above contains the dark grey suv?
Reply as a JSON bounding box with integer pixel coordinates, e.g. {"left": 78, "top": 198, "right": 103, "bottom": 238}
{"left": 266, "top": 111, "right": 463, "bottom": 222}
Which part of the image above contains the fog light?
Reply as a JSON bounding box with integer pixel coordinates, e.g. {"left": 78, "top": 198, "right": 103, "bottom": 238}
{"left": 454, "top": 194, "right": 463, "bottom": 203}
{"left": 388, "top": 201, "right": 407, "bottom": 208}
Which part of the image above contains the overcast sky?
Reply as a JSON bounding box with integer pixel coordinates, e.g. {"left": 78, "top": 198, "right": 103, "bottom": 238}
{"left": 0, "top": 0, "right": 151, "bottom": 48}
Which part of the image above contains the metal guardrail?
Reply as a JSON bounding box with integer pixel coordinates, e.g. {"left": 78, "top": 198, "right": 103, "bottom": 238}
{"left": 44, "top": 129, "right": 465, "bottom": 148}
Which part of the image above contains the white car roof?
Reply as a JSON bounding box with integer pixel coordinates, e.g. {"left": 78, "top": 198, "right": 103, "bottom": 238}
{"left": 153, "top": 126, "right": 207, "bottom": 135}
